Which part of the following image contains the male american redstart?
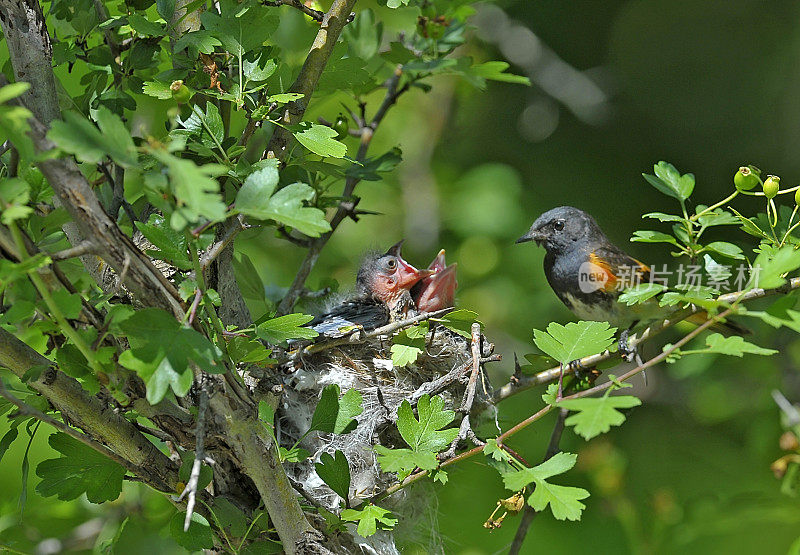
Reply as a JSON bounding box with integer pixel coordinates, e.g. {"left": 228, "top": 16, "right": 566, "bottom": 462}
{"left": 516, "top": 206, "right": 746, "bottom": 357}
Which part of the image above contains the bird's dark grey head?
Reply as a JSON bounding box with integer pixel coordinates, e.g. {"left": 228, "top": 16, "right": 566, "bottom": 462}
{"left": 355, "top": 241, "right": 428, "bottom": 308}
{"left": 516, "top": 206, "right": 604, "bottom": 254}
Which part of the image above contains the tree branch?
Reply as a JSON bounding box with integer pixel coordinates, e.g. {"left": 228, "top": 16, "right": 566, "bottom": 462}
{"left": 493, "top": 278, "right": 800, "bottom": 403}
{"left": 264, "top": 0, "right": 359, "bottom": 160}
{"left": 0, "top": 327, "right": 180, "bottom": 492}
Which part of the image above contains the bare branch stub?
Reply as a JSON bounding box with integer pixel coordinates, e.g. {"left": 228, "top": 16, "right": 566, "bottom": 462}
{"left": 175, "top": 386, "right": 209, "bottom": 531}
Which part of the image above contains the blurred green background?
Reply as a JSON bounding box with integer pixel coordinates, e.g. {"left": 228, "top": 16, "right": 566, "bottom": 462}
{"left": 4, "top": 0, "right": 800, "bottom": 553}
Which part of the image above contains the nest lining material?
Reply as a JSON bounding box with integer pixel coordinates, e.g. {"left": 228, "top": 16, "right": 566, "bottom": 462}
{"left": 278, "top": 326, "right": 496, "bottom": 552}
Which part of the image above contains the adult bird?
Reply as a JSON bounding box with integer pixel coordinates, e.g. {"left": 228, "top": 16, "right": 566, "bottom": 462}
{"left": 311, "top": 241, "right": 431, "bottom": 338}
{"left": 516, "top": 206, "right": 744, "bottom": 357}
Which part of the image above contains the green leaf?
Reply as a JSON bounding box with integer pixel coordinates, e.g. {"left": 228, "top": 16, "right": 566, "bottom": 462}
{"left": 256, "top": 313, "right": 319, "bottom": 344}
{"left": 533, "top": 321, "right": 617, "bottom": 366}
{"left": 235, "top": 162, "right": 280, "bottom": 211}
{"left": 696, "top": 208, "right": 739, "bottom": 227}
{"left": 340, "top": 504, "right": 398, "bottom": 537}
{"left": 228, "top": 336, "right": 275, "bottom": 365}
{"left": 0, "top": 84, "right": 35, "bottom": 160}
{"left": 390, "top": 328, "right": 425, "bottom": 367}
{"left": 315, "top": 450, "right": 351, "bottom": 502}
{"left": 630, "top": 230, "right": 681, "bottom": 246}
{"left": 292, "top": 123, "right": 347, "bottom": 158}
{"left": 705, "top": 241, "right": 744, "bottom": 260}
{"left": 174, "top": 29, "right": 222, "bottom": 55}
{"left": 502, "top": 452, "right": 589, "bottom": 521}
{"left": 118, "top": 308, "right": 223, "bottom": 404}
{"left": 48, "top": 111, "right": 109, "bottom": 164}
{"left": 0, "top": 178, "right": 32, "bottom": 225}
{"left": 344, "top": 148, "right": 403, "bottom": 181}
{"left": 374, "top": 445, "right": 438, "bottom": 479}
{"left": 142, "top": 80, "right": 173, "bottom": 99}
{"left": 730, "top": 207, "right": 769, "bottom": 238}
{"left": 200, "top": 4, "right": 278, "bottom": 56}
{"left": 702, "top": 333, "right": 778, "bottom": 357}
{"left": 558, "top": 390, "right": 641, "bottom": 440}
{"left": 169, "top": 512, "right": 214, "bottom": 551}
{"left": 397, "top": 395, "right": 458, "bottom": 453}
{"left": 135, "top": 214, "right": 191, "bottom": 269}
{"left": 433, "top": 309, "right": 480, "bottom": 338}
{"left": 265, "top": 92, "right": 304, "bottom": 104}
{"left": 238, "top": 181, "right": 331, "bottom": 237}
{"left": 36, "top": 433, "right": 125, "bottom": 503}
{"left": 309, "top": 384, "right": 364, "bottom": 435}
{"left": 618, "top": 283, "right": 666, "bottom": 306}
{"left": 127, "top": 13, "right": 165, "bottom": 36}
{"left": 752, "top": 246, "right": 800, "bottom": 289}
{"left": 148, "top": 149, "right": 228, "bottom": 230}
{"left": 642, "top": 212, "right": 685, "bottom": 223}
{"left": 243, "top": 56, "right": 277, "bottom": 83}
{"left": 469, "top": 61, "right": 531, "bottom": 86}
{"left": 642, "top": 161, "right": 694, "bottom": 201}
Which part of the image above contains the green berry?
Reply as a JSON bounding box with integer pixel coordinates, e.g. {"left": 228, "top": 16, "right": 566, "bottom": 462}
{"left": 734, "top": 166, "right": 759, "bottom": 191}
{"left": 170, "top": 80, "right": 191, "bottom": 104}
{"left": 794, "top": 187, "right": 800, "bottom": 206}
{"left": 763, "top": 175, "right": 780, "bottom": 198}
{"left": 332, "top": 113, "right": 348, "bottom": 140}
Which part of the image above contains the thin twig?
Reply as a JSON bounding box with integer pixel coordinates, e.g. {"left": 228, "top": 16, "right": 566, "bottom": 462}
{"left": 276, "top": 69, "right": 413, "bottom": 315}
{"left": 0, "top": 379, "right": 140, "bottom": 474}
{"left": 288, "top": 476, "right": 325, "bottom": 510}
{"left": 200, "top": 215, "right": 244, "bottom": 271}
{"left": 369, "top": 309, "right": 732, "bottom": 504}
{"left": 175, "top": 387, "right": 209, "bottom": 531}
{"left": 49, "top": 240, "right": 98, "bottom": 261}
{"left": 286, "top": 307, "right": 454, "bottom": 362}
{"left": 493, "top": 278, "right": 800, "bottom": 403}
{"left": 509, "top": 407, "right": 568, "bottom": 555}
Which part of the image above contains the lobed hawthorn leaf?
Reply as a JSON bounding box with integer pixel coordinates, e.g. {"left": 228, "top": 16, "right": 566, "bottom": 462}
{"left": 142, "top": 80, "right": 173, "bottom": 99}
{"left": 135, "top": 214, "right": 191, "bottom": 269}
{"left": 630, "top": 230, "right": 681, "bottom": 246}
{"left": 315, "top": 450, "right": 351, "bottom": 502}
{"left": 374, "top": 445, "right": 438, "bottom": 480}
{"left": 200, "top": 3, "right": 278, "bottom": 56}
{"left": 118, "top": 308, "right": 223, "bottom": 404}
{"left": 469, "top": 61, "right": 531, "bottom": 86}
{"left": 433, "top": 309, "right": 481, "bottom": 339}
{"left": 752, "top": 246, "right": 800, "bottom": 289}
{"left": 174, "top": 30, "right": 222, "bottom": 55}
{"left": 502, "top": 452, "right": 590, "bottom": 521}
{"left": 390, "top": 326, "right": 426, "bottom": 367}
{"left": 309, "top": 384, "right": 364, "bottom": 435}
{"left": 48, "top": 107, "right": 137, "bottom": 167}
{"left": 618, "top": 283, "right": 666, "bottom": 306}
{"left": 127, "top": 13, "right": 165, "bottom": 36}
{"left": 558, "top": 390, "right": 642, "bottom": 440}
{"left": 397, "top": 395, "right": 458, "bottom": 453}
{"left": 344, "top": 148, "right": 403, "bottom": 181}
{"left": 36, "top": 433, "right": 125, "bottom": 503}
{"left": 340, "top": 504, "right": 398, "bottom": 538}
{"left": 703, "top": 333, "right": 778, "bottom": 357}
{"left": 256, "top": 313, "right": 319, "bottom": 344}
{"left": 705, "top": 241, "right": 744, "bottom": 260}
{"left": 0, "top": 178, "right": 33, "bottom": 225}
{"left": 292, "top": 122, "right": 347, "bottom": 159}
{"left": 643, "top": 161, "right": 694, "bottom": 201}
{"left": 533, "top": 321, "right": 617, "bottom": 366}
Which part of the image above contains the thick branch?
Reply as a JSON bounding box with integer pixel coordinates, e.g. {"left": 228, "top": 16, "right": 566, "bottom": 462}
{"left": 0, "top": 328, "right": 179, "bottom": 492}
{"left": 0, "top": 0, "right": 60, "bottom": 124}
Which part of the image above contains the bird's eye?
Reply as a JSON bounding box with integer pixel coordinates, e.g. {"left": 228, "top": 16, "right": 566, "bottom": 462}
{"left": 554, "top": 220, "right": 565, "bottom": 231}
{"left": 385, "top": 258, "right": 397, "bottom": 270}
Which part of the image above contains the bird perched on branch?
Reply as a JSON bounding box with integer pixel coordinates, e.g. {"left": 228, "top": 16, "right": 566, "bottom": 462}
{"left": 412, "top": 249, "right": 458, "bottom": 312}
{"left": 516, "top": 206, "right": 745, "bottom": 357}
{"left": 311, "top": 241, "right": 431, "bottom": 337}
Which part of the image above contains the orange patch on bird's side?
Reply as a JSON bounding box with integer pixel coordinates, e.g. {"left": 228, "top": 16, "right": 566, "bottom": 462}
{"left": 588, "top": 252, "right": 619, "bottom": 292}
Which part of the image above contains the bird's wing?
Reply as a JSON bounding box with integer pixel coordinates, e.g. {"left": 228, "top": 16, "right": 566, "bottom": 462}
{"left": 589, "top": 245, "right": 651, "bottom": 292}
{"left": 311, "top": 299, "right": 390, "bottom": 337}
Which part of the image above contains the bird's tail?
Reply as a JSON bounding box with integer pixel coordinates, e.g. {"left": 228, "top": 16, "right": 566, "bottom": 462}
{"left": 686, "top": 311, "right": 751, "bottom": 336}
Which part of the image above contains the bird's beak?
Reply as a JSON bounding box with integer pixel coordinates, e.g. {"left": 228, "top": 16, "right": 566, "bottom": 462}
{"left": 396, "top": 256, "right": 431, "bottom": 289}
{"left": 516, "top": 229, "right": 545, "bottom": 245}
{"left": 414, "top": 255, "right": 458, "bottom": 312}
{"left": 385, "top": 240, "right": 405, "bottom": 257}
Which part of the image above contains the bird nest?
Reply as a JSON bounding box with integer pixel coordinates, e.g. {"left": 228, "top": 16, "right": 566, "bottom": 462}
{"left": 277, "top": 322, "right": 498, "bottom": 553}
